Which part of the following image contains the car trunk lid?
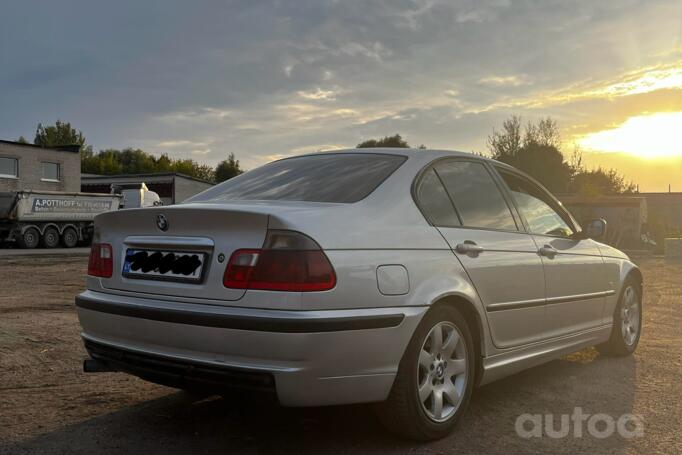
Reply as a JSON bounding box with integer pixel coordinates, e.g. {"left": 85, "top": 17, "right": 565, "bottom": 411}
{"left": 96, "top": 204, "right": 269, "bottom": 301}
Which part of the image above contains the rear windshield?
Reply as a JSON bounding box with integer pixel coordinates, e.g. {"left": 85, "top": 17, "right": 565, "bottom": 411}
{"left": 187, "top": 153, "right": 407, "bottom": 203}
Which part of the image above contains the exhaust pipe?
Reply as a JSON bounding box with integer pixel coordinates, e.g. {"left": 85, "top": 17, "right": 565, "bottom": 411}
{"left": 83, "top": 358, "right": 116, "bottom": 373}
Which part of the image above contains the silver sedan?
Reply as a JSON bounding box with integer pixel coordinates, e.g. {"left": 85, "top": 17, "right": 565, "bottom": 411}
{"left": 77, "top": 148, "right": 642, "bottom": 440}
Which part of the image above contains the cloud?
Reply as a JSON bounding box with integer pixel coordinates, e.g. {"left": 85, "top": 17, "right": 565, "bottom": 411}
{"left": 156, "top": 140, "right": 210, "bottom": 148}
{"left": 1, "top": 0, "right": 681, "bottom": 188}
{"left": 478, "top": 75, "right": 532, "bottom": 88}
{"left": 297, "top": 87, "right": 340, "bottom": 101}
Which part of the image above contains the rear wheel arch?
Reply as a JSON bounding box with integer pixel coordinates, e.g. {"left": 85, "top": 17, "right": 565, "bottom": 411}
{"left": 378, "top": 301, "right": 479, "bottom": 439}
{"left": 429, "top": 295, "right": 485, "bottom": 385}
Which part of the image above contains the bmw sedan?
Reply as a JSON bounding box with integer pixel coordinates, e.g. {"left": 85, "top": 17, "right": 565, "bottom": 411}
{"left": 76, "top": 148, "right": 642, "bottom": 440}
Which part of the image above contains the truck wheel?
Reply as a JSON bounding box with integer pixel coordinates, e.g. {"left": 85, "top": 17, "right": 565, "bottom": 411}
{"left": 41, "top": 227, "right": 60, "bottom": 248}
{"left": 17, "top": 227, "right": 40, "bottom": 249}
{"left": 61, "top": 227, "right": 79, "bottom": 248}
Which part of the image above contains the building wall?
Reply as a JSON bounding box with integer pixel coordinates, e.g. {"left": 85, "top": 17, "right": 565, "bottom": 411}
{"left": 81, "top": 173, "right": 213, "bottom": 205}
{"left": 173, "top": 175, "right": 213, "bottom": 203}
{"left": 0, "top": 142, "right": 81, "bottom": 192}
{"left": 643, "top": 193, "right": 682, "bottom": 230}
{"left": 558, "top": 192, "right": 682, "bottom": 251}
{"left": 559, "top": 195, "right": 647, "bottom": 248}
{"left": 81, "top": 178, "right": 175, "bottom": 205}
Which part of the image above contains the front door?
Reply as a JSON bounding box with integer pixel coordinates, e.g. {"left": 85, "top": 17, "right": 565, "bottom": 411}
{"left": 496, "top": 168, "right": 608, "bottom": 338}
{"left": 414, "top": 159, "right": 548, "bottom": 348}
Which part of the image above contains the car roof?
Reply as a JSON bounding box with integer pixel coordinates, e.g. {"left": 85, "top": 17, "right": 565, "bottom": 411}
{"left": 296, "top": 147, "right": 494, "bottom": 163}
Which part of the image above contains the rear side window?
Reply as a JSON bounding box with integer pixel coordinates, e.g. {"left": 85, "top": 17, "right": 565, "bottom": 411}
{"left": 188, "top": 153, "right": 406, "bottom": 203}
{"left": 415, "top": 169, "right": 461, "bottom": 227}
{"left": 433, "top": 160, "right": 517, "bottom": 231}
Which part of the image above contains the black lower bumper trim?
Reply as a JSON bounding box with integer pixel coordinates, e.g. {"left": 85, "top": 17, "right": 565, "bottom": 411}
{"left": 84, "top": 339, "right": 275, "bottom": 393}
{"left": 75, "top": 295, "right": 404, "bottom": 333}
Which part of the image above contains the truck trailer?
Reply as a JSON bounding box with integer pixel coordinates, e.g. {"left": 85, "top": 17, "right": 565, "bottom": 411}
{"left": 0, "top": 190, "right": 122, "bottom": 248}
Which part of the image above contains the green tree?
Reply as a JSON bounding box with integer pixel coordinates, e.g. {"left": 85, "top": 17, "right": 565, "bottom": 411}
{"left": 496, "top": 142, "right": 573, "bottom": 193}
{"left": 34, "top": 120, "right": 86, "bottom": 150}
{"left": 357, "top": 134, "right": 411, "bottom": 148}
{"left": 215, "top": 153, "right": 243, "bottom": 183}
{"left": 487, "top": 115, "right": 522, "bottom": 158}
{"left": 569, "top": 167, "right": 636, "bottom": 196}
{"left": 488, "top": 116, "right": 636, "bottom": 195}
{"left": 81, "top": 148, "right": 223, "bottom": 182}
{"left": 16, "top": 136, "right": 29, "bottom": 144}
{"left": 489, "top": 116, "right": 571, "bottom": 193}
{"left": 174, "top": 158, "right": 215, "bottom": 182}
{"left": 523, "top": 117, "right": 561, "bottom": 149}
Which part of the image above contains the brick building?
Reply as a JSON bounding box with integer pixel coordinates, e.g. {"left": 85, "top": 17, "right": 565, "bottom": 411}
{"left": 0, "top": 140, "right": 81, "bottom": 192}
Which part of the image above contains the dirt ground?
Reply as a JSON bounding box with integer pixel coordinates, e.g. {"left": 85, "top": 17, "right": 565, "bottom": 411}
{"left": 0, "top": 255, "right": 680, "bottom": 454}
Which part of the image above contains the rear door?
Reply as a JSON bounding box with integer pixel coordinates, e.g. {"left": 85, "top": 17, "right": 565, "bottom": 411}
{"left": 415, "top": 158, "right": 547, "bottom": 348}
{"left": 495, "top": 168, "right": 608, "bottom": 338}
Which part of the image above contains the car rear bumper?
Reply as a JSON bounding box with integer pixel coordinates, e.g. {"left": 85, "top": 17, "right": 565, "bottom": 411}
{"left": 76, "top": 290, "right": 426, "bottom": 406}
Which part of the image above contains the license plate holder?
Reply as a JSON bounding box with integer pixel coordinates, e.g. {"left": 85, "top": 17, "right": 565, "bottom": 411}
{"left": 122, "top": 248, "right": 207, "bottom": 283}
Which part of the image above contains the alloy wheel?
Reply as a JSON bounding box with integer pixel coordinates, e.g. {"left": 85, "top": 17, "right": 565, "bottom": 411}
{"left": 621, "top": 286, "right": 640, "bottom": 346}
{"left": 416, "top": 321, "right": 468, "bottom": 422}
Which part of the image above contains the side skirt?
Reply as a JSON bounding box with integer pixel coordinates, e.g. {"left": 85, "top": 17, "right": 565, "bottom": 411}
{"left": 479, "top": 324, "right": 612, "bottom": 386}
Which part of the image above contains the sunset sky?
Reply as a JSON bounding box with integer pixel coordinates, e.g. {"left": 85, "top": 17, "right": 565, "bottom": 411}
{"left": 1, "top": 0, "right": 681, "bottom": 191}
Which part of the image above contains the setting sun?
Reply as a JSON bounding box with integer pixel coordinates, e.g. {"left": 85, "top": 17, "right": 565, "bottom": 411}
{"left": 578, "top": 111, "right": 682, "bottom": 159}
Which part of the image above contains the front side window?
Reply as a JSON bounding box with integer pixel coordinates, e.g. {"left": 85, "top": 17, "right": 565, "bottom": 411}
{"left": 187, "top": 153, "right": 406, "bottom": 204}
{"left": 0, "top": 157, "right": 18, "bottom": 178}
{"left": 499, "top": 170, "right": 574, "bottom": 237}
{"left": 41, "top": 162, "right": 60, "bottom": 181}
{"left": 433, "top": 160, "right": 517, "bottom": 231}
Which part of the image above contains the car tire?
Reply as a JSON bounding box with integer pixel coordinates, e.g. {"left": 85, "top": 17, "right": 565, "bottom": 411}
{"left": 17, "top": 227, "right": 40, "bottom": 249}
{"left": 41, "top": 226, "right": 60, "bottom": 248}
{"left": 597, "top": 277, "right": 642, "bottom": 356}
{"left": 61, "top": 227, "right": 79, "bottom": 248}
{"left": 375, "top": 305, "right": 475, "bottom": 441}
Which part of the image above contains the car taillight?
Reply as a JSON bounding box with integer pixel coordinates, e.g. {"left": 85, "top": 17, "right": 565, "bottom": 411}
{"left": 88, "top": 243, "right": 113, "bottom": 278}
{"left": 223, "top": 230, "right": 336, "bottom": 292}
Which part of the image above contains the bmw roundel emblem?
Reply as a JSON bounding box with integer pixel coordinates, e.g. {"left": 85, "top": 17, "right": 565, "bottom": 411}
{"left": 156, "top": 214, "right": 169, "bottom": 231}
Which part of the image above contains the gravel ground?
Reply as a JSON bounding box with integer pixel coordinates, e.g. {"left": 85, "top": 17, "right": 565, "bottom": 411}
{"left": 0, "top": 247, "right": 90, "bottom": 257}
{"left": 0, "top": 256, "right": 680, "bottom": 454}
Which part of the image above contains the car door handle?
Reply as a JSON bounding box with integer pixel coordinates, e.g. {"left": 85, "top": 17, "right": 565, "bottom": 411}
{"left": 456, "top": 242, "right": 485, "bottom": 255}
{"left": 538, "top": 245, "right": 558, "bottom": 257}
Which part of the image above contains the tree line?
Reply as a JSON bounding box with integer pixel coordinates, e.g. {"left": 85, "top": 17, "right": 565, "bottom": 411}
{"left": 358, "top": 119, "right": 635, "bottom": 196}
{"left": 486, "top": 116, "right": 635, "bottom": 195}
{"left": 19, "top": 118, "right": 634, "bottom": 195}
{"left": 20, "top": 120, "right": 243, "bottom": 183}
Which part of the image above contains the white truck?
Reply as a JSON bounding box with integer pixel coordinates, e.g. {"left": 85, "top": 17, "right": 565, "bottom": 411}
{"left": 0, "top": 185, "right": 161, "bottom": 249}
{"left": 111, "top": 183, "right": 162, "bottom": 209}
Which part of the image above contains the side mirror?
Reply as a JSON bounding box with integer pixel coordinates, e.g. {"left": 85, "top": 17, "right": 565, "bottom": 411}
{"left": 585, "top": 218, "right": 607, "bottom": 240}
